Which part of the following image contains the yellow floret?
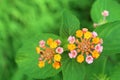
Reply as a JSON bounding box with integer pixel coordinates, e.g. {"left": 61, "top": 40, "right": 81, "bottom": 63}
{"left": 77, "top": 55, "right": 84, "bottom": 63}
{"left": 92, "top": 37, "right": 100, "bottom": 44}
{"left": 47, "top": 38, "right": 53, "bottom": 45}
{"left": 76, "top": 30, "right": 83, "bottom": 38}
{"left": 68, "top": 44, "right": 76, "bottom": 51}
{"left": 52, "top": 61, "right": 61, "bottom": 69}
{"left": 38, "top": 61, "right": 45, "bottom": 68}
{"left": 36, "top": 47, "right": 40, "bottom": 54}
{"left": 54, "top": 54, "right": 61, "bottom": 62}
{"left": 50, "top": 41, "right": 57, "bottom": 48}
{"left": 92, "top": 50, "right": 100, "bottom": 59}
{"left": 84, "top": 31, "right": 92, "bottom": 39}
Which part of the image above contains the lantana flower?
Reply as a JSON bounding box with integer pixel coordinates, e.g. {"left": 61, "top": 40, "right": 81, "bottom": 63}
{"left": 36, "top": 38, "right": 64, "bottom": 69}
{"left": 93, "top": 10, "right": 109, "bottom": 28}
{"left": 102, "top": 10, "right": 109, "bottom": 17}
{"left": 67, "top": 28, "right": 103, "bottom": 64}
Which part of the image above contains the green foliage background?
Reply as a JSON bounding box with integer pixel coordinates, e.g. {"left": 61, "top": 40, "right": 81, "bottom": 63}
{"left": 0, "top": 0, "right": 120, "bottom": 80}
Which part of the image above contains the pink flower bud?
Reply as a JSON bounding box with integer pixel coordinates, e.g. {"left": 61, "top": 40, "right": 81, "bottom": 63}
{"left": 95, "top": 44, "right": 103, "bottom": 53}
{"left": 99, "top": 39, "right": 103, "bottom": 44}
{"left": 93, "top": 23, "right": 98, "bottom": 28}
{"left": 86, "top": 55, "right": 93, "bottom": 64}
{"left": 102, "top": 10, "right": 109, "bottom": 17}
{"left": 92, "top": 31, "right": 98, "bottom": 38}
{"left": 82, "top": 28, "right": 88, "bottom": 33}
{"left": 39, "top": 57, "right": 43, "bottom": 61}
{"left": 68, "top": 50, "right": 77, "bottom": 58}
{"left": 56, "top": 47, "right": 64, "bottom": 54}
{"left": 39, "top": 40, "right": 45, "bottom": 48}
{"left": 68, "top": 36, "right": 75, "bottom": 44}
{"left": 55, "top": 39, "right": 61, "bottom": 45}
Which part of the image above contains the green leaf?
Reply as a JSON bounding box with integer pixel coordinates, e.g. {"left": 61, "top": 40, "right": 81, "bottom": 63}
{"left": 60, "top": 11, "right": 80, "bottom": 39}
{"left": 15, "top": 33, "right": 61, "bottom": 79}
{"left": 62, "top": 53, "right": 85, "bottom": 80}
{"left": 91, "top": 0, "right": 120, "bottom": 23}
{"left": 85, "top": 56, "right": 107, "bottom": 80}
{"left": 95, "top": 21, "right": 120, "bottom": 55}
{"left": 42, "top": 72, "right": 63, "bottom": 80}
{"left": 110, "top": 63, "right": 120, "bottom": 80}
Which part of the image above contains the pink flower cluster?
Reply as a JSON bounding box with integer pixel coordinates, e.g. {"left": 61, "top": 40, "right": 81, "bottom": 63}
{"left": 67, "top": 29, "right": 103, "bottom": 64}
{"left": 39, "top": 39, "right": 64, "bottom": 54}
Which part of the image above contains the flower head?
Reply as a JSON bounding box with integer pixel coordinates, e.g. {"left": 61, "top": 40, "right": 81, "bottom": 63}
{"left": 92, "top": 31, "right": 98, "bottom": 38}
{"left": 95, "top": 44, "right": 103, "bottom": 53}
{"left": 38, "top": 61, "right": 45, "bottom": 68}
{"left": 54, "top": 54, "right": 61, "bottom": 62}
{"left": 82, "top": 28, "right": 88, "bottom": 33}
{"left": 86, "top": 55, "right": 93, "bottom": 64}
{"left": 92, "top": 50, "right": 100, "bottom": 59}
{"left": 52, "top": 61, "right": 61, "bottom": 69}
{"left": 47, "top": 38, "right": 53, "bottom": 45}
{"left": 84, "top": 31, "right": 92, "bottom": 39}
{"left": 68, "top": 50, "right": 77, "bottom": 58}
{"left": 68, "top": 44, "right": 76, "bottom": 51}
{"left": 67, "top": 28, "right": 103, "bottom": 64}
{"left": 56, "top": 47, "right": 64, "bottom": 54}
{"left": 50, "top": 41, "right": 57, "bottom": 48}
{"left": 102, "top": 10, "right": 109, "bottom": 17}
{"left": 55, "top": 39, "right": 61, "bottom": 45}
{"left": 36, "top": 47, "right": 40, "bottom": 54}
{"left": 39, "top": 40, "right": 45, "bottom": 48}
{"left": 36, "top": 38, "right": 63, "bottom": 69}
{"left": 93, "top": 23, "right": 98, "bottom": 28}
{"left": 77, "top": 55, "right": 84, "bottom": 63}
{"left": 76, "top": 30, "right": 83, "bottom": 38}
{"left": 68, "top": 36, "right": 75, "bottom": 44}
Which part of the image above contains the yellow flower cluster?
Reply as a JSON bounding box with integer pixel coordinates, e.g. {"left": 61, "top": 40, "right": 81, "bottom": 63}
{"left": 35, "top": 28, "right": 103, "bottom": 69}
{"left": 67, "top": 28, "right": 103, "bottom": 64}
{"left": 36, "top": 38, "right": 63, "bottom": 69}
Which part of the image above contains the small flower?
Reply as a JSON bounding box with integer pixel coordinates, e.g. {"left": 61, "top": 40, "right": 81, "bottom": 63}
{"left": 68, "top": 50, "right": 77, "bottom": 58}
{"left": 102, "top": 10, "right": 109, "bottom": 17}
{"left": 92, "top": 50, "right": 100, "bottom": 59}
{"left": 39, "top": 40, "right": 45, "bottom": 48}
{"left": 95, "top": 44, "right": 103, "bottom": 53}
{"left": 50, "top": 41, "right": 57, "bottom": 48}
{"left": 56, "top": 47, "right": 64, "bottom": 54}
{"left": 93, "top": 23, "right": 98, "bottom": 28}
{"left": 84, "top": 31, "right": 92, "bottom": 39}
{"left": 86, "top": 55, "right": 93, "bottom": 64}
{"left": 47, "top": 38, "right": 53, "bottom": 45}
{"left": 68, "top": 44, "right": 76, "bottom": 51}
{"left": 38, "top": 61, "right": 45, "bottom": 68}
{"left": 92, "top": 37, "right": 100, "bottom": 44}
{"left": 77, "top": 55, "right": 84, "bottom": 63}
{"left": 52, "top": 61, "right": 61, "bottom": 69}
{"left": 54, "top": 54, "right": 61, "bottom": 62}
{"left": 68, "top": 36, "right": 75, "bottom": 44}
{"left": 36, "top": 38, "right": 63, "bottom": 69}
{"left": 92, "top": 31, "right": 98, "bottom": 38}
{"left": 38, "top": 57, "right": 43, "bottom": 61}
{"left": 82, "top": 28, "right": 88, "bottom": 33}
{"left": 76, "top": 30, "right": 83, "bottom": 38}
{"left": 55, "top": 39, "right": 61, "bottom": 45}
{"left": 36, "top": 47, "right": 40, "bottom": 54}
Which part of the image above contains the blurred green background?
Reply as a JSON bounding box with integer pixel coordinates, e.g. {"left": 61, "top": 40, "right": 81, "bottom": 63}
{"left": 0, "top": 0, "right": 120, "bottom": 80}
